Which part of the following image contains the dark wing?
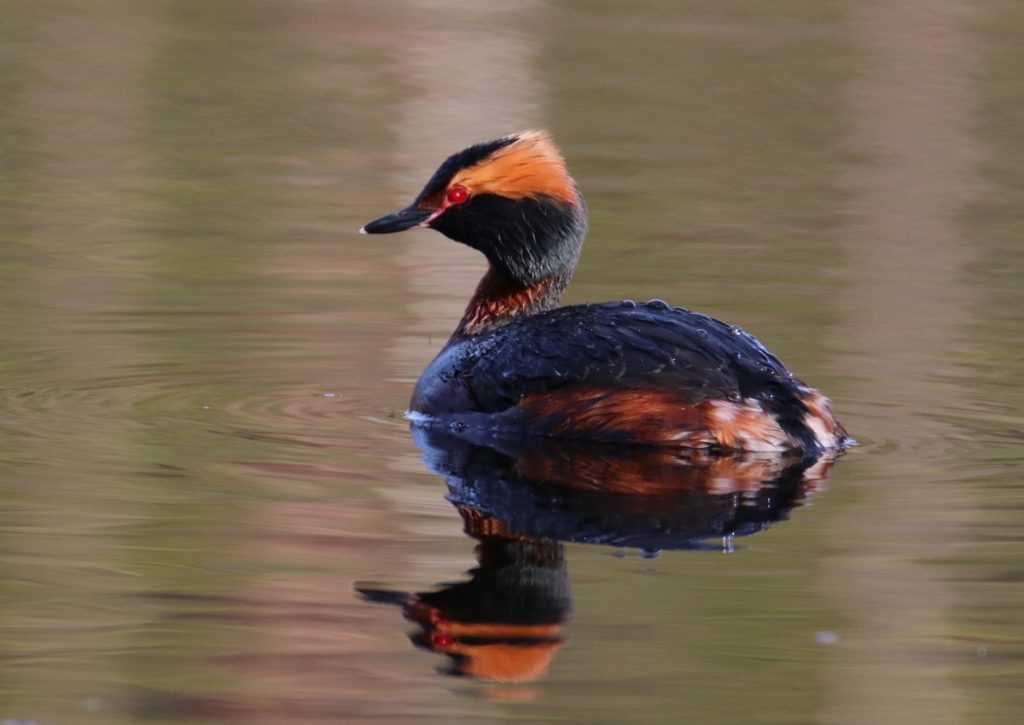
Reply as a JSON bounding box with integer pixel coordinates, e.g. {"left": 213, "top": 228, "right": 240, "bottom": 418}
{"left": 458, "top": 300, "right": 803, "bottom": 411}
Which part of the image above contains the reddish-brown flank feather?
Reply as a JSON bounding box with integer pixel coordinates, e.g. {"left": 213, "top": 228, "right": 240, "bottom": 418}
{"left": 449, "top": 130, "right": 580, "bottom": 206}
{"left": 518, "top": 388, "right": 707, "bottom": 445}
{"left": 516, "top": 388, "right": 794, "bottom": 451}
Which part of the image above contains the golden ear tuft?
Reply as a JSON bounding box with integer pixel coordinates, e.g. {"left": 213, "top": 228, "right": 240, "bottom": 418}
{"left": 450, "top": 130, "right": 579, "bottom": 206}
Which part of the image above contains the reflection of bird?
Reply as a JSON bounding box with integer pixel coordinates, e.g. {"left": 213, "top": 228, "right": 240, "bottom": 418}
{"left": 356, "top": 429, "right": 840, "bottom": 683}
{"left": 414, "top": 426, "right": 836, "bottom": 551}
{"left": 357, "top": 537, "right": 570, "bottom": 683}
{"left": 364, "top": 131, "right": 848, "bottom": 453}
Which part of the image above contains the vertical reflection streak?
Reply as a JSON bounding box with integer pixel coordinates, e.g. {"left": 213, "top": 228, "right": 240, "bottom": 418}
{"left": 10, "top": 0, "right": 159, "bottom": 711}
{"left": 824, "top": 1, "right": 986, "bottom": 722}
{"left": 386, "top": 1, "right": 545, "bottom": 380}
{"left": 380, "top": 0, "right": 547, "bottom": 570}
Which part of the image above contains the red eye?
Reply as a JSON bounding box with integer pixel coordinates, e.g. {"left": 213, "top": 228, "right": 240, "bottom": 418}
{"left": 446, "top": 185, "right": 469, "bottom": 205}
{"left": 431, "top": 633, "right": 456, "bottom": 648}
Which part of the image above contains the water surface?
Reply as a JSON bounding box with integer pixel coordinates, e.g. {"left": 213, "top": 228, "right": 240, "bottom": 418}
{"left": 1, "top": 1, "right": 1022, "bottom": 723}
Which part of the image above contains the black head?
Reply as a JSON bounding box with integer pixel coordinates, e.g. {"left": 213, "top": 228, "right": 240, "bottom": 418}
{"left": 362, "top": 131, "right": 587, "bottom": 285}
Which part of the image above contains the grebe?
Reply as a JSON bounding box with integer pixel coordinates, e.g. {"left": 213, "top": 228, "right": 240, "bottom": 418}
{"left": 362, "top": 131, "right": 847, "bottom": 453}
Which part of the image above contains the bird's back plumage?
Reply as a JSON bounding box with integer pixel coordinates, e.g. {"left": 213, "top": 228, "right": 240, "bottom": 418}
{"left": 412, "top": 300, "right": 845, "bottom": 452}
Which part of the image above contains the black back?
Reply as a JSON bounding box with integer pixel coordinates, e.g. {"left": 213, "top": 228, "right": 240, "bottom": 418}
{"left": 412, "top": 300, "right": 815, "bottom": 442}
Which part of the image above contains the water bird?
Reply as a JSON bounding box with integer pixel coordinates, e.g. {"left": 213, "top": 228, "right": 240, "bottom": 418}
{"left": 362, "top": 131, "right": 847, "bottom": 453}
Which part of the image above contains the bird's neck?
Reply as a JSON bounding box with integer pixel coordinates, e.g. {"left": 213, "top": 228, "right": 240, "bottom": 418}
{"left": 454, "top": 265, "right": 569, "bottom": 338}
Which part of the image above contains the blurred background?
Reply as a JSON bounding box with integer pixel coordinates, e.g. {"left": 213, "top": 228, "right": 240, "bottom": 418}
{"left": 1, "top": 0, "right": 1022, "bottom": 722}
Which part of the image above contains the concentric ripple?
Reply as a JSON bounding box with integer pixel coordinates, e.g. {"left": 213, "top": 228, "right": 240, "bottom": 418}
{"left": 0, "top": 360, "right": 408, "bottom": 470}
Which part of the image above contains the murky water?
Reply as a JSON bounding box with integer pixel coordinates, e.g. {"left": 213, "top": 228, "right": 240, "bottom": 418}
{"left": 1, "top": 1, "right": 1022, "bottom": 723}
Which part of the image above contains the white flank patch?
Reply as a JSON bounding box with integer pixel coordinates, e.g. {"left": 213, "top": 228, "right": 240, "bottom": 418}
{"left": 707, "top": 399, "right": 738, "bottom": 422}
{"left": 709, "top": 399, "right": 789, "bottom": 451}
{"left": 803, "top": 412, "right": 838, "bottom": 449}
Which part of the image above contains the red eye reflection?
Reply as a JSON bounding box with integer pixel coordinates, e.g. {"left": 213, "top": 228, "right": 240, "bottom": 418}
{"left": 446, "top": 185, "right": 469, "bottom": 205}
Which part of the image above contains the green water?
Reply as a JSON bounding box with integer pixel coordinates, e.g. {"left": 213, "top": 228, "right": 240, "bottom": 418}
{"left": 1, "top": 1, "right": 1022, "bottom": 723}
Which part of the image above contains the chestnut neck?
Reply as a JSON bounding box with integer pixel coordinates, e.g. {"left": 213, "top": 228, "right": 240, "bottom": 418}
{"left": 453, "top": 266, "right": 569, "bottom": 338}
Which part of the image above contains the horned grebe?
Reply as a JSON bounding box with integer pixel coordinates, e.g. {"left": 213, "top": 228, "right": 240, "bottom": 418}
{"left": 362, "top": 131, "right": 847, "bottom": 453}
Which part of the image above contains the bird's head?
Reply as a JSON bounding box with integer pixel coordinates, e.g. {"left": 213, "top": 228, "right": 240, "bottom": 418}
{"left": 362, "top": 130, "right": 587, "bottom": 286}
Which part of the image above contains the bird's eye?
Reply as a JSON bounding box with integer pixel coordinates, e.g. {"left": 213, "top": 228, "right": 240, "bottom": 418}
{"left": 446, "top": 185, "right": 470, "bottom": 205}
